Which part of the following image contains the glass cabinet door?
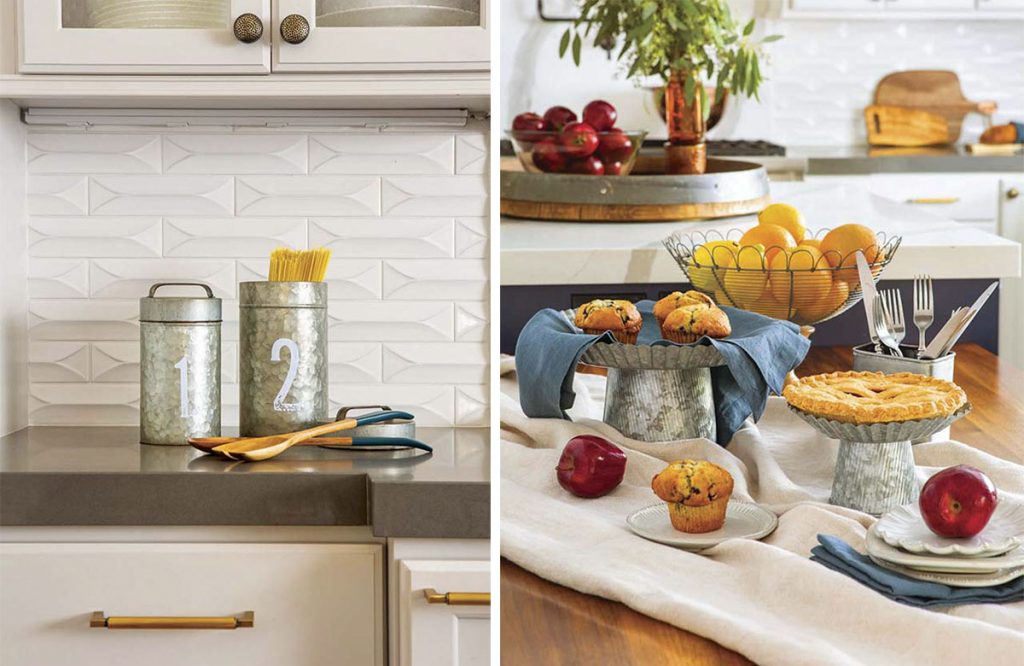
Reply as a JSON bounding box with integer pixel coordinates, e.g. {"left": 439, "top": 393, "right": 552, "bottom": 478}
{"left": 20, "top": 0, "right": 270, "bottom": 73}
{"left": 272, "top": 0, "right": 489, "bottom": 72}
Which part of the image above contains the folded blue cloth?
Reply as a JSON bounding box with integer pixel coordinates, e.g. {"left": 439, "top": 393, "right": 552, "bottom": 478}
{"left": 811, "top": 534, "right": 1024, "bottom": 609}
{"left": 514, "top": 301, "right": 810, "bottom": 445}
{"left": 1013, "top": 121, "right": 1024, "bottom": 144}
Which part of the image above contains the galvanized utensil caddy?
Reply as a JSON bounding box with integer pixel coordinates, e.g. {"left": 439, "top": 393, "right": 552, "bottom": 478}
{"left": 140, "top": 282, "right": 221, "bottom": 445}
{"left": 239, "top": 281, "right": 328, "bottom": 437}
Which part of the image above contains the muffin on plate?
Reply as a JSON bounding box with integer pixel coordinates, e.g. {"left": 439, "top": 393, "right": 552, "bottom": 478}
{"left": 574, "top": 299, "right": 643, "bottom": 344}
{"left": 661, "top": 304, "right": 731, "bottom": 343}
{"left": 651, "top": 460, "right": 735, "bottom": 533}
{"left": 653, "top": 290, "right": 716, "bottom": 326}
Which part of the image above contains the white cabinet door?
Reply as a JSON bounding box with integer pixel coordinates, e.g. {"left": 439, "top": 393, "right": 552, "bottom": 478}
{"left": 866, "top": 173, "right": 1000, "bottom": 221}
{"left": 998, "top": 178, "right": 1024, "bottom": 370}
{"left": 18, "top": 0, "right": 271, "bottom": 73}
{"left": 790, "top": 0, "right": 883, "bottom": 9}
{"left": 272, "top": 0, "right": 489, "bottom": 72}
{"left": 886, "top": 0, "right": 974, "bottom": 8}
{"left": 396, "top": 559, "right": 489, "bottom": 666}
{"left": 977, "top": 0, "right": 1024, "bottom": 9}
{"left": 0, "top": 542, "right": 384, "bottom": 666}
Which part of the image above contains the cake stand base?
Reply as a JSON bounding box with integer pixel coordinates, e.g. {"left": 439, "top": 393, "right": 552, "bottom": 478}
{"left": 604, "top": 367, "right": 716, "bottom": 443}
{"left": 830, "top": 439, "right": 917, "bottom": 516}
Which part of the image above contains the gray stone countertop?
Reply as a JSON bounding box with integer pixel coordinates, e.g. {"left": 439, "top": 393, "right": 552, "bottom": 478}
{"left": 0, "top": 426, "right": 489, "bottom": 539}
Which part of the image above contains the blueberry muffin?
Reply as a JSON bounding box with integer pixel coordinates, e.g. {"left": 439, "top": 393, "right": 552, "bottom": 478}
{"left": 651, "top": 460, "right": 735, "bottom": 533}
{"left": 660, "top": 304, "right": 731, "bottom": 344}
{"left": 574, "top": 299, "right": 643, "bottom": 344}
{"left": 653, "top": 290, "right": 716, "bottom": 326}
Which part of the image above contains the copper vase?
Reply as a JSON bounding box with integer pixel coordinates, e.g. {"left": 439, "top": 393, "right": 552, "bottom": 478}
{"left": 664, "top": 72, "right": 708, "bottom": 175}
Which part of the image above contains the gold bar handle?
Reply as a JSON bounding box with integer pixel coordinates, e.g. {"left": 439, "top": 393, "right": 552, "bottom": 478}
{"left": 90, "top": 611, "right": 254, "bottom": 630}
{"left": 423, "top": 588, "right": 490, "bottom": 606}
{"left": 906, "top": 197, "right": 960, "bottom": 204}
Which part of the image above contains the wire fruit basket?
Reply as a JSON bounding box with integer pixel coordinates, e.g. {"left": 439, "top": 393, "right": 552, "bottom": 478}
{"left": 663, "top": 229, "right": 902, "bottom": 327}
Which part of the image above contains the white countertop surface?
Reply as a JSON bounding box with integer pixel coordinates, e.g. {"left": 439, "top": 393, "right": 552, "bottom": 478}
{"left": 500, "top": 181, "right": 1022, "bottom": 286}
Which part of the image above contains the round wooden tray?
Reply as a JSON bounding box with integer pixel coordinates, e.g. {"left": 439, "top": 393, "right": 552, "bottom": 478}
{"left": 500, "top": 156, "right": 770, "bottom": 222}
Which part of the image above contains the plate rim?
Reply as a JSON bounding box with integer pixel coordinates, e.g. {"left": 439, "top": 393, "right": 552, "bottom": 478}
{"left": 867, "top": 554, "right": 1024, "bottom": 588}
{"left": 866, "top": 524, "right": 1024, "bottom": 573}
{"left": 876, "top": 501, "right": 1023, "bottom": 557}
{"left": 626, "top": 500, "right": 778, "bottom": 550}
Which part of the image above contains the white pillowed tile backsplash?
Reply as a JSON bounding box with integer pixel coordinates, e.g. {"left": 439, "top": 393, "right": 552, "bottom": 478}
{"left": 22, "top": 125, "right": 490, "bottom": 427}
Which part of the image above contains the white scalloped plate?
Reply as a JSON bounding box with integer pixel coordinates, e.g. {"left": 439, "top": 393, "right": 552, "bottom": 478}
{"left": 865, "top": 525, "right": 1024, "bottom": 574}
{"left": 868, "top": 555, "right": 1024, "bottom": 589}
{"left": 626, "top": 501, "right": 778, "bottom": 551}
{"left": 876, "top": 501, "right": 1024, "bottom": 557}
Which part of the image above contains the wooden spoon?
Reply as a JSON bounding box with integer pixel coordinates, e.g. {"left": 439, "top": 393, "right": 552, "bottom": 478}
{"left": 212, "top": 419, "right": 359, "bottom": 462}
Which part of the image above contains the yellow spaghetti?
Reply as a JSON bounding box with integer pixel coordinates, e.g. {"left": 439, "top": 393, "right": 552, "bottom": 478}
{"left": 268, "top": 247, "right": 332, "bottom": 282}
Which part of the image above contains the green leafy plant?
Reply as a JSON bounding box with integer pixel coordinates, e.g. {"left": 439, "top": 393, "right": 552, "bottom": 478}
{"left": 559, "top": 0, "right": 781, "bottom": 116}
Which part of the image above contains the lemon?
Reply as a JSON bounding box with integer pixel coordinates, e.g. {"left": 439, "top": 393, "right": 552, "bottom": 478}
{"left": 769, "top": 246, "right": 832, "bottom": 311}
{"left": 722, "top": 243, "right": 768, "bottom": 306}
{"left": 758, "top": 203, "right": 806, "bottom": 243}
{"left": 692, "top": 240, "right": 738, "bottom": 268}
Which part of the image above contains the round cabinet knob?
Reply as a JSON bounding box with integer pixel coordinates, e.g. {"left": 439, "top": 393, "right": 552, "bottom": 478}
{"left": 232, "top": 13, "right": 263, "bottom": 43}
{"left": 280, "top": 14, "right": 310, "bottom": 45}
{"left": 1008, "top": 187, "right": 1021, "bottom": 200}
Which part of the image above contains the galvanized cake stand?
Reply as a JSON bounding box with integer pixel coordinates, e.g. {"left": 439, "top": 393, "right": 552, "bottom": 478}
{"left": 789, "top": 404, "right": 972, "bottom": 515}
{"left": 580, "top": 342, "right": 728, "bottom": 443}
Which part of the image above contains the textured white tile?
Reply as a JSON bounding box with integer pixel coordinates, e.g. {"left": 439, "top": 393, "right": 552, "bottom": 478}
{"left": 237, "top": 259, "right": 380, "bottom": 300}
{"left": 28, "top": 259, "right": 89, "bottom": 298}
{"left": 383, "top": 343, "right": 487, "bottom": 384}
{"left": 309, "top": 218, "right": 454, "bottom": 258}
{"left": 90, "top": 176, "right": 234, "bottom": 216}
{"left": 455, "top": 134, "right": 487, "bottom": 174}
{"left": 29, "top": 342, "right": 90, "bottom": 383}
{"left": 455, "top": 218, "right": 488, "bottom": 258}
{"left": 27, "top": 133, "right": 161, "bottom": 174}
{"left": 163, "top": 134, "right": 307, "bottom": 174}
{"left": 90, "top": 259, "right": 236, "bottom": 299}
{"left": 28, "top": 300, "right": 139, "bottom": 341}
{"left": 455, "top": 302, "right": 488, "bottom": 342}
{"left": 28, "top": 176, "right": 89, "bottom": 215}
{"left": 222, "top": 341, "right": 238, "bottom": 383}
{"left": 455, "top": 385, "right": 488, "bottom": 426}
{"left": 382, "top": 176, "right": 487, "bottom": 216}
{"left": 29, "top": 383, "right": 139, "bottom": 426}
{"left": 383, "top": 259, "right": 487, "bottom": 300}
{"left": 327, "top": 302, "right": 453, "bottom": 341}
{"left": 163, "top": 218, "right": 307, "bottom": 257}
{"left": 310, "top": 134, "right": 454, "bottom": 174}
{"left": 236, "top": 176, "right": 380, "bottom": 216}
{"left": 328, "top": 342, "right": 382, "bottom": 383}
{"left": 329, "top": 384, "right": 454, "bottom": 426}
{"left": 90, "top": 342, "right": 138, "bottom": 383}
{"left": 28, "top": 217, "right": 162, "bottom": 257}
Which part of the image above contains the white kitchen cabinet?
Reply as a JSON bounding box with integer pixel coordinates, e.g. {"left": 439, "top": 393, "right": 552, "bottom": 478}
{"left": 886, "top": 0, "right": 975, "bottom": 8}
{"left": 790, "top": 0, "right": 883, "bottom": 9}
{"left": 18, "top": 0, "right": 272, "bottom": 73}
{"left": 977, "top": 0, "right": 1024, "bottom": 9}
{"left": 0, "top": 541, "right": 385, "bottom": 666}
{"left": 998, "top": 177, "right": 1024, "bottom": 370}
{"left": 866, "top": 173, "right": 1000, "bottom": 222}
{"left": 271, "top": 0, "right": 489, "bottom": 72}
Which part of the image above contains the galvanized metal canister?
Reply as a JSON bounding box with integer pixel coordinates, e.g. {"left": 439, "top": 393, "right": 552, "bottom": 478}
{"left": 139, "top": 282, "right": 222, "bottom": 446}
{"left": 239, "top": 281, "right": 328, "bottom": 436}
{"left": 603, "top": 367, "right": 717, "bottom": 442}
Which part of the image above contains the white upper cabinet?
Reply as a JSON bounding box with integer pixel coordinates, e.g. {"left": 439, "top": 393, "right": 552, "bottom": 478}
{"left": 977, "top": 0, "right": 1024, "bottom": 9}
{"left": 19, "top": 0, "right": 272, "bottom": 73}
{"left": 271, "top": 0, "right": 489, "bottom": 72}
{"left": 787, "top": 0, "right": 1024, "bottom": 13}
{"left": 789, "top": 0, "right": 883, "bottom": 9}
{"left": 886, "top": 0, "right": 975, "bottom": 8}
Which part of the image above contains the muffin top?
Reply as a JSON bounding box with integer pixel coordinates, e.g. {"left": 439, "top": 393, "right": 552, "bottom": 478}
{"left": 662, "top": 304, "right": 732, "bottom": 338}
{"left": 651, "top": 460, "right": 734, "bottom": 507}
{"left": 653, "top": 290, "right": 716, "bottom": 322}
{"left": 574, "top": 299, "right": 642, "bottom": 333}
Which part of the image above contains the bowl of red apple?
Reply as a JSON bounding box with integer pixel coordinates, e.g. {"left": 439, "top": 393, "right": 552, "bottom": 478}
{"left": 508, "top": 100, "right": 647, "bottom": 176}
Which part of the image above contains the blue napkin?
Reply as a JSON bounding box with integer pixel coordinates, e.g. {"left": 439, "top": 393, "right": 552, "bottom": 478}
{"left": 1013, "top": 121, "right": 1024, "bottom": 144}
{"left": 811, "top": 534, "right": 1024, "bottom": 609}
{"left": 514, "top": 301, "right": 810, "bottom": 445}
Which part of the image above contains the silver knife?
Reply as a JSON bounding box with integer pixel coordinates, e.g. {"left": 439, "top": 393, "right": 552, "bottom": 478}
{"left": 856, "top": 251, "right": 882, "bottom": 353}
{"left": 937, "top": 281, "right": 998, "bottom": 357}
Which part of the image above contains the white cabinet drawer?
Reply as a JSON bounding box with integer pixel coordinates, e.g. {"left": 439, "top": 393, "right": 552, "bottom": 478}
{"left": 867, "top": 174, "right": 999, "bottom": 220}
{"left": 0, "top": 542, "right": 383, "bottom": 666}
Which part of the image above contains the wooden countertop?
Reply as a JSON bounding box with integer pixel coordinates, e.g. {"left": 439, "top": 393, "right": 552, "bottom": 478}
{"left": 501, "top": 343, "right": 1024, "bottom": 665}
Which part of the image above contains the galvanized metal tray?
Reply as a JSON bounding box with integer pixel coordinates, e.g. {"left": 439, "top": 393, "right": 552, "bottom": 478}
{"left": 581, "top": 341, "right": 727, "bottom": 370}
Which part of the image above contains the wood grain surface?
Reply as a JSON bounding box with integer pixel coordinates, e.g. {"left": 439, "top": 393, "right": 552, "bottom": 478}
{"left": 499, "top": 195, "right": 771, "bottom": 223}
{"left": 501, "top": 344, "right": 1023, "bottom": 666}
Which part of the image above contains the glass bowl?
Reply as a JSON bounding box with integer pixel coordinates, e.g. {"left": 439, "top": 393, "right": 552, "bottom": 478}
{"left": 506, "top": 130, "right": 648, "bottom": 176}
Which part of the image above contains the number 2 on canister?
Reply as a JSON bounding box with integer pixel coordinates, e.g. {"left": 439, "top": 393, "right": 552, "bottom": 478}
{"left": 174, "top": 356, "right": 189, "bottom": 418}
{"left": 271, "top": 338, "right": 301, "bottom": 412}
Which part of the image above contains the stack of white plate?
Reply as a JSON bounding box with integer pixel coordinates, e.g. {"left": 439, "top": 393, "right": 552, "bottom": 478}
{"left": 867, "top": 501, "right": 1024, "bottom": 587}
{"left": 86, "top": 0, "right": 228, "bottom": 29}
{"left": 316, "top": 0, "right": 480, "bottom": 28}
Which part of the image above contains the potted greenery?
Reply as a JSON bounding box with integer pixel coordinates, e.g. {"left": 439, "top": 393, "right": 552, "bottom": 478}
{"left": 559, "top": 0, "right": 779, "bottom": 175}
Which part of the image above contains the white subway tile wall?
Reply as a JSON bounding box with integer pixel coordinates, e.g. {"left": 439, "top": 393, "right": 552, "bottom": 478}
{"left": 24, "top": 127, "right": 490, "bottom": 427}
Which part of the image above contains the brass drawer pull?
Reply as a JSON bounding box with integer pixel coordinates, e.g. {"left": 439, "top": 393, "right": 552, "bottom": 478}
{"left": 280, "top": 14, "right": 310, "bottom": 44}
{"left": 423, "top": 588, "right": 490, "bottom": 606}
{"left": 233, "top": 13, "right": 263, "bottom": 43}
{"left": 906, "top": 197, "right": 960, "bottom": 205}
{"left": 90, "top": 611, "right": 254, "bottom": 630}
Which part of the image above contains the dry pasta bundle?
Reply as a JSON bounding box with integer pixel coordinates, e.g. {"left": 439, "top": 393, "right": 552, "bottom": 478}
{"left": 268, "top": 247, "right": 332, "bottom": 282}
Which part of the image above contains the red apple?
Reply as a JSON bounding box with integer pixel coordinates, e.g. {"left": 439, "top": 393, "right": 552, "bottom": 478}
{"left": 560, "top": 121, "right": 599, "bottom": 158}
{"left": 556, "top": 435, "right": 627, "bottom": 498}
{"left": 919, "top": 465, "right": 998, "bottom": 538}
{"left": 567, "top": 155, "right": 605, "bottom": 176}
{"left": 542, "top": 105, "right": 578, "bottom": 132}
{"left": 511, "top": 112, "right": 546, "bottom": 142}
{"left": 531, "top": 137, "right": 567, "bottom": 173}
{"left": 582, "top": 100, "right": 618, "bottom": 131}
{"left": 603, "top": 160, "right": 625, "bottom": 175}
{"left": 597, "top": 131, "right": 634, "bottom": 163}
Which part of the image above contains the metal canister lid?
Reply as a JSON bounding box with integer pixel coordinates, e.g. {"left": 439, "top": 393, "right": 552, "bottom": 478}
{"left": 140, "top": 282, "right": 222, "bottom": 323}
{"left": 239, "top": 281, "right": 327, "bottom": 308}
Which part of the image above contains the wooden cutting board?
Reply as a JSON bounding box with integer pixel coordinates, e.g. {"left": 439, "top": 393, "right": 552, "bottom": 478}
{"left": 873, "top": 70, "right": 997, "bottom": 141}
{"left": 865, "top": 105, "right": 951, "bottom": 147}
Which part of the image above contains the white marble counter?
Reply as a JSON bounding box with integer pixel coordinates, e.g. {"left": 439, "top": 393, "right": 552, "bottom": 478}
{"left": 500, "top": 181, "right": 1022, "bottom": 286}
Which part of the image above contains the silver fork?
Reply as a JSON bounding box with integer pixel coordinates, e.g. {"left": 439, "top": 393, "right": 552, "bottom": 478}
{"left": 873, "top": 294, "right": 903, "bottom": 357}
{"left": 883, "top": 288, "right": 906, "bottom": 356}
{"left": 913, "top": 275, "right": 934, "bottom": 358}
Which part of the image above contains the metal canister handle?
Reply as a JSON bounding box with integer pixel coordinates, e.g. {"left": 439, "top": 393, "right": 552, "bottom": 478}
{"left": 335, "top": 405, "right": 393, "bottom": 421}
{"left": 148, "top": 282, "right": 215, "bottom": 299}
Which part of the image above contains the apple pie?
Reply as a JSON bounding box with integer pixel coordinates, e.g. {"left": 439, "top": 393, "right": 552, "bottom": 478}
{"left": 783, "top": 371, "right": 967, "bottom": 424}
